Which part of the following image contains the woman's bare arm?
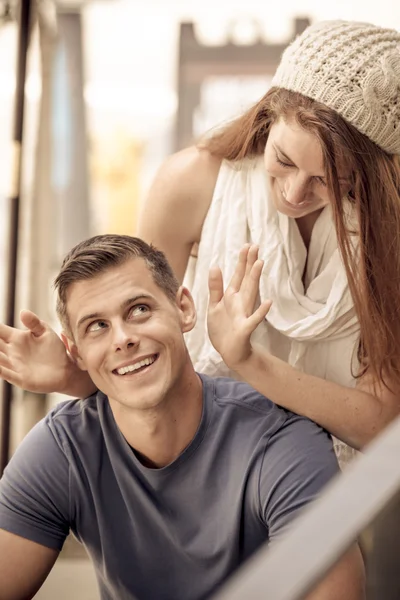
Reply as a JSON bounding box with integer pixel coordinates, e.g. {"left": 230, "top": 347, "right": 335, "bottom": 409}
{"left": 207, "top": 245, "right": 400, "bottom": 449}
{"left": 232, "top": 346, "right": 399, "bottom": 449}
{"left": 137, "top": 146, "right": 221, "bottom": 282}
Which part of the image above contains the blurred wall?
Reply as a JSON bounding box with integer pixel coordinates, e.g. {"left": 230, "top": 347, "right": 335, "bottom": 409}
{"left": 82, "top": 0, "right": 400, "bottom": 215}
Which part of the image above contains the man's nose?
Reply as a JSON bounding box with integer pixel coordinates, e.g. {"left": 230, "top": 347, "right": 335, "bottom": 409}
{"left": 112, "top": 323, "right": 139, "bottom": 352}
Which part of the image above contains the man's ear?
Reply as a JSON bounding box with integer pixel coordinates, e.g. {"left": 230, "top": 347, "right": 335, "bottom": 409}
{"left": 175, "top": 286, "right": 197, "bottom": 333}
{"left": 61, "top": 332, "right": 88, "bottom": 372}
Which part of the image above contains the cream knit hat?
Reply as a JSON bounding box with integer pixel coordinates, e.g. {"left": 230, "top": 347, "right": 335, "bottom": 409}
{"left": 272, "top": 20, "right": 400, "bottom": 155}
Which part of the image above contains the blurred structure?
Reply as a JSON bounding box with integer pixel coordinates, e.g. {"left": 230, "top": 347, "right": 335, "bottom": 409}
{"left": 0, "top": 1, "right": 90, "bottom": 472}
{"left": 175, "top": 17, "right": 310, "bottom": 150}
{"left": 90, "top": 131, "right": 142, "bottom": 235}
{"left": 0, "top": 0, "right": 34, "bottom": 474}
{"left": 15, "top": 4, "right": 90, "bottom": 451}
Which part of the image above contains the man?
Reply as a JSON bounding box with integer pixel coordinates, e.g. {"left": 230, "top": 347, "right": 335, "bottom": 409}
{"left": 0, "top": 235, "right": 364, "bottom": 599}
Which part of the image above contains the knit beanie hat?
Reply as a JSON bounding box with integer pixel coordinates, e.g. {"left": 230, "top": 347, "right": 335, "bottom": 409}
{"left": 272, "top": 20, "right": 400, "bottom": 155}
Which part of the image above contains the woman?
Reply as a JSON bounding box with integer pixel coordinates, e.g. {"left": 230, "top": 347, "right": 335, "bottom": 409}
{"left": 138, "top": 20, "right": 400, "bottom": 466}
{"left": 1, "top": 20, "right": 400, "bottom": 468}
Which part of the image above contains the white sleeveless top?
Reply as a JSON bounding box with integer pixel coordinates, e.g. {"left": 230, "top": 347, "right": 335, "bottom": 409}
{"left": 184, "top": 157, "right": 360, "bottom": 467}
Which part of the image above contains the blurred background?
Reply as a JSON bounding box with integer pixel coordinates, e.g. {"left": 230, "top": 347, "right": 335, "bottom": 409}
{"left": 0, "top": 0, "right": 399, "bottom": 598}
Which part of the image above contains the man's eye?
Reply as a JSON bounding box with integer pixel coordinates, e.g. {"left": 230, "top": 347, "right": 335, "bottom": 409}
{"left": 88, "top": 321, "right": 107, "bottom": 332}
{"left": 129, "top": 305, "right": 150, "bottom": 318}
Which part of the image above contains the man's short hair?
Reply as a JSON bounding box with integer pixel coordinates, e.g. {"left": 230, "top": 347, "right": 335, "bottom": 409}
{"left": 54, "top": 234, "right": 180, "bottom": 335}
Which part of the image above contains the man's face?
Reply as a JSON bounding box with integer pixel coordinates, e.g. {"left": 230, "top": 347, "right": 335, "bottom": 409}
{"left": 65, "top": 258, "right": 196, "bottom": 412}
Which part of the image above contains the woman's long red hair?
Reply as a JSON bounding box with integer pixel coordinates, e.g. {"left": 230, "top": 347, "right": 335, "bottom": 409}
{"left": 202, "top": 88, "right": 400, "bottom": 390}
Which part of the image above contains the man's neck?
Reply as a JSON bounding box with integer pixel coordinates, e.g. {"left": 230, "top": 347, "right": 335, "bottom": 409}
{"left": 109, "top": 370, "right": 203, "bottom": 468}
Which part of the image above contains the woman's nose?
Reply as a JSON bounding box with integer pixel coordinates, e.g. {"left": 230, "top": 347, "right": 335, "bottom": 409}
{"left": 284, "top": 174, "right": 309, "bottom": 205}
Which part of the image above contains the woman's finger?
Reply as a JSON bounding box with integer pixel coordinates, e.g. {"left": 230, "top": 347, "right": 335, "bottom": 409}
{"left": 0, "top": 365, "right": 20, "bottom": 386}
{"left": 0, "top": 323, "right": 14, "bottom": 343}
{"left": 208, "top": 266, "right": 224, "bottom": 308}
{"left": 244, "top": 245, "right": 259, "bottom": 279}
{"left": 242, "top": 259, "right": 264, "bottom": 314}
{"left": 228, "top": 245, "right": 251, "bottom": 292}
{"left": 20, "top": 309, "right": 46, "bottom": 337}
{"left": 0, "top": 351, "right": 11, "bottom": 368}
{"left": 246, "top": 299, "right": 272, "bottom": 331}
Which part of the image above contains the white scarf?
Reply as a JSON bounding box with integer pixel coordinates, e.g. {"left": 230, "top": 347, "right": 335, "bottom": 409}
{"left": 184, "top": 156, "right": 360, "bottom": 388}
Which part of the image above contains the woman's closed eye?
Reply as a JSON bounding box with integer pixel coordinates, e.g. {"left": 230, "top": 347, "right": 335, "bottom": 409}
{"left": 275, "top": 153, "right": 293, "bottom": 168}
{"left": 274, "top": 149, "right": 328, "bottom": 187}
{"left": 315, "top": 176, "right": 327, "bottom": 187}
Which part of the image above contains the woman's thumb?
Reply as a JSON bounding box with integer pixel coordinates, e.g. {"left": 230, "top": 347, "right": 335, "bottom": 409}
{"left": 20, "top": 309, "right": 46, "bottom": 337}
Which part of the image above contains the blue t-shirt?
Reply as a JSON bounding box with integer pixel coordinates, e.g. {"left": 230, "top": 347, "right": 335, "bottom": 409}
{"left": 0, "top": 374, "right": 339, "bottom": 599}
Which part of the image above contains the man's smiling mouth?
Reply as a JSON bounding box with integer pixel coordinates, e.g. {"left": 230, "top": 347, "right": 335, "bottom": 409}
{"left": 113, "top": 354, "right": 159, "bottom": 376}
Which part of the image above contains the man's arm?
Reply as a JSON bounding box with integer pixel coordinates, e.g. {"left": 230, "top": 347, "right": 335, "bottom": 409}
{"left": 260, "top": 415, "right": 365, "bottom": 599}
{"left": 0, "top": 416, "right": 71, "bottom": 598}
{"left": 0, "top": 529, "right": 59, "bottom": 600}
{"left": 306, "top": 546, "right": 365, "bottom": 600}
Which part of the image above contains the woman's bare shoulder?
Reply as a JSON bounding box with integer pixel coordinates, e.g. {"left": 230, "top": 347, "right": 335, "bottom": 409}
{"left": 152, "top": 145, "right": 222, "bottom": 203}
{"left": 137, "top": 146, "right": 222, "bottom": 281}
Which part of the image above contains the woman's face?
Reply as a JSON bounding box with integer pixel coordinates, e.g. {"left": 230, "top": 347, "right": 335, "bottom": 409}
{"left": 264, "top": 116, "right": 350, "bottom": 219}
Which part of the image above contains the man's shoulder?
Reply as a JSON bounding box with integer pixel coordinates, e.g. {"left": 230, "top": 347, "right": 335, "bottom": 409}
{"left": 203, "top": 374, "right": 286, "bottom": 417}
{"left": 46, "top": 392, "right": 98, "bottom": 419}
{"left": 201, "top": 374, "right": 293, "bottom": 446}
{"left": 201, "top": 374, "right": 333, "bottom": 445}
{"left": 43, "top": 392, "right": 102, "bottom": 441}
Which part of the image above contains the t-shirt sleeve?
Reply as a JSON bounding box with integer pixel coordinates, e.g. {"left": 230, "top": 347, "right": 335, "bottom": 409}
{"left": 259, "top": 414, "right": 340, "bottom": 542}
{"left": 0, "top": 417, "right": 70, "bottom": 550}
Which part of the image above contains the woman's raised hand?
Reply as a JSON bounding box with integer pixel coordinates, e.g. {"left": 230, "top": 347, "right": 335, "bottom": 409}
{"left": 207, "top": 245, "right": 272, "bottom": 369}
{"left": 0, "top": 310, "right": 77, "bottom": 394}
